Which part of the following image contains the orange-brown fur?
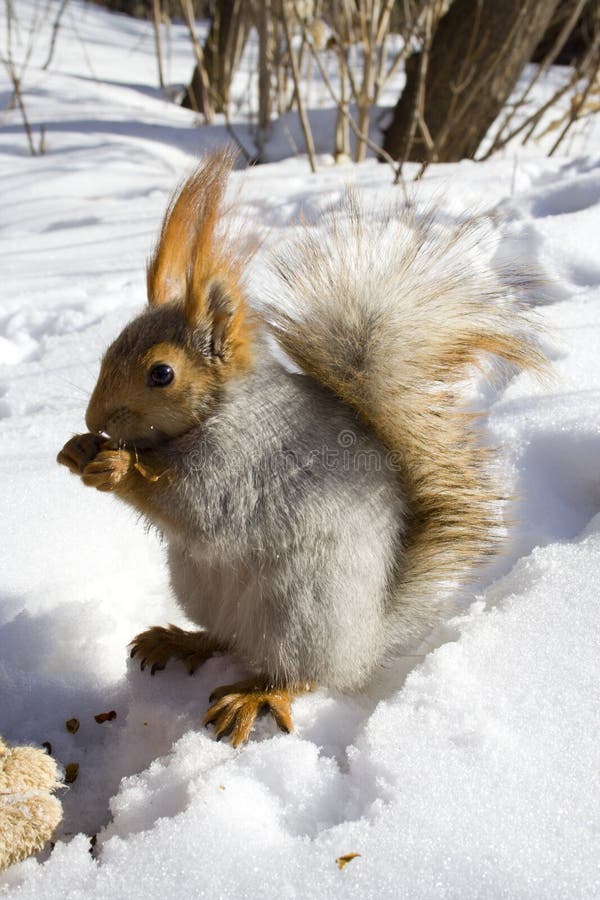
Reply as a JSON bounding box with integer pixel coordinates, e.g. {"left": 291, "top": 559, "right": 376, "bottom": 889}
{"left": 85, "top": 342, "right": 221, "bottom": 445}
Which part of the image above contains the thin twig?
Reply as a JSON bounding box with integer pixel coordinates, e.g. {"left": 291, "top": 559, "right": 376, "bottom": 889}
{"left": 355, "top": 0, "right": 378, "bottom": 161}
{"left": 483, "top": 0, "right": 590, "bottom": 158}
{"left": 3, "top": 0, "right": 37, "bottom": 154}
{"left": 42, "top": 0, "right": 69, "bottom": 70}
{"left": 394, "top": 0, "right": 434, "bottom": 181}
{"left": 480, "top": 69, "right": 578, "bottom": 157}
{"left": 480, "top": 25, "right": 600, "bottom": 158}
{"left": 180, "top": 0, "right": 214, "bottom": 122}
{"left": 225, "top": 107, "right": 257, "bottom": 164}
{"left": 549, "top": 49, "right": 600, "bottom": 154}
{"left": 152, "top": 0, "right": 165, "bottom": 89}
{"left": 281, "top": 3, "right": 317, "bottom": 172}
{"left": 296, "top": 6, "right": 407, "bottom": 193}
{"left": 379, "top": 1, "right": 429, "bottom": 92}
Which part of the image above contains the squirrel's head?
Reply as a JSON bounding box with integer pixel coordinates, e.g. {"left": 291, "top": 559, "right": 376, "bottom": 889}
{"left": 85, "top": 149, "right": 254, "bottom": 448}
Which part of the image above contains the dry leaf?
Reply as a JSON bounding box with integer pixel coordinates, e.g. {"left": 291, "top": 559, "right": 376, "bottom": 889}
{"left": 94, "top": 710, "right": 117, "bottom": 724}
{"left": 336, "top": 852, "right": 361, "bottom": 870}
{"left": 64, "top": 762, "right": 79, "bottom": 784}
{"left": 65, "top": 718, "right": 80, "bottom": 734}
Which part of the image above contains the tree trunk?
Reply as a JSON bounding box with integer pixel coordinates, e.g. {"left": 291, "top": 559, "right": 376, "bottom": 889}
{"left": 181, "top": 0, "right": 249, "bottom": 113}
{"left": 532, "top": 0, "right": 596, "bottom": 65}
{"left": 382, "top": 0, "right": 562, "bottom": 163}
{"left": 257, "top": 0, "right": 274, "bottom": 137}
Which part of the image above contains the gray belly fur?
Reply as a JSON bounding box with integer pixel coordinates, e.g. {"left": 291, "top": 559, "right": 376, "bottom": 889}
{"left": 157, "top": 356, "right": 406, "bottom": 691}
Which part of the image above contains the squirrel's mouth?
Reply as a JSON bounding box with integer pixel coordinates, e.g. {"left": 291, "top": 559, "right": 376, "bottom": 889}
{"left": 87, "top": 404, "right": 169, "bottom": 449}
{"left": 104, "top": 427, "right": 168, "bottom": 450}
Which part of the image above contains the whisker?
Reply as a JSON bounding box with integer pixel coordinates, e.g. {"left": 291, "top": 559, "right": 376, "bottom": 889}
{"left": 52, "top": 375, "right": 89, "bottom": 396}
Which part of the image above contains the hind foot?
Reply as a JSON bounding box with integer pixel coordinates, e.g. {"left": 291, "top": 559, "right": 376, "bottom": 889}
{"left": 204, "top": 678, "right": 309, "bottom": 747}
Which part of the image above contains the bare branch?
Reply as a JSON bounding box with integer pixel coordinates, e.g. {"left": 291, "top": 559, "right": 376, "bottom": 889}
{"left": 42, "top": 0, "right": 69, "bottom": 71}
{"left": 180, "top": 0, "right": 214, "bottom": 122}
{"left": 296, "top": 5, "right": 407, "bottom": 192}
{"left": 2, "top": 0, "right": 39, "bottom": 155}
{"left": 484, "top": 0, "right": 590, "bottom": 157}
{"left": 281, "top": 1, "right": 318, "bottom": 172}
{"left": 152, "top": 0, "right": 165, "bottom": 89}
{"left": 394, "top": 0, "right": 434, "bottom": 181}
{"left": 549, "top": 37, "right": 600, "bottom": 154}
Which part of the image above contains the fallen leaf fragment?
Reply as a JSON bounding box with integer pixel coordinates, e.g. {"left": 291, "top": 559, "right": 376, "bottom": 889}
{"left": 336, "top": 852, "right": 361, "bottom": 870}
{"left": 65, "top": 762, "right": 79, "bottom": 784}
{"left": 94, "top": 710, "right": 117, "bottom": 724}
{"left": 65, "top": 718, "right": 80, "bottom": 734}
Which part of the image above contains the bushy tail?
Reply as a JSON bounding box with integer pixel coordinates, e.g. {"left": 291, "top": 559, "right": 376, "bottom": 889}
{"left": 263, "top": 196, "right": 546, "bottom": 633}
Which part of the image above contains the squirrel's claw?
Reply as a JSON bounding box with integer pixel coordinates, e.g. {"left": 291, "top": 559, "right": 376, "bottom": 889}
{"left": 204, "top": 679, "right": 296, "bottom": 747}
{"left": 57, "top": 433, "right": 104, "bottom": 475}
{"left": 129, "top": 624, "right": 224, "bottom": 676}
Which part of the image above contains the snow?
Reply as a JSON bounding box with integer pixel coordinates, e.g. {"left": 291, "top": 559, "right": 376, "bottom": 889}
{"left": 1, "top": 1, "right": 600, "bottom": 897}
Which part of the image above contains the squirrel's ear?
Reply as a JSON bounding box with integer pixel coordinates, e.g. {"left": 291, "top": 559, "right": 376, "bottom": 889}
{"left": 146, "top": 178, "right": 197, "bottom": 307}
{"left": 206, "top": 279, "right": 235, "bottom": 358}
{"left": 146, "top": 149, "right": 236, "bottom": 308}
{"left": 184, "top": 277, "right": 241, "bottom": 360}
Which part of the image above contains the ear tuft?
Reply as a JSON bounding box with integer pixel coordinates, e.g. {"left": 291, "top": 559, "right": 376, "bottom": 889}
{"left": 146, "top": 148, "right": 255, "bottom": 374}
{"left": 146, "top": 147, "right": 237, "bottom": 308}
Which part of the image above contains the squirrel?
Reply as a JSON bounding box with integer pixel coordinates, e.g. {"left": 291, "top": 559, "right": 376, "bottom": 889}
{"left": 57, "top": 148, "right": 544, "bottom": 747}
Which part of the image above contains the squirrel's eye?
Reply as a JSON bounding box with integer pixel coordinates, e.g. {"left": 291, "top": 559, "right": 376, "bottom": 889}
{"left": 148, "top": 364, "right": 174, "bottom": 387}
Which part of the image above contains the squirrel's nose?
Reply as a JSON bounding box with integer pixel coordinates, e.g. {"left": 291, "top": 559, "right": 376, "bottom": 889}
{"left": 86, "top": 379, "right": 109, "bottom": 435}
{"left": 85, "top": 407, "right": 106, "bottom": 436}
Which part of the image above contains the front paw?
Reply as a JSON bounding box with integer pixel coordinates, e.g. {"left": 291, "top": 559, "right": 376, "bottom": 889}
{"left": 81, "top": 448, "right": 134, "bottom": 493}
{"left": 129, "top": 625, "right": 223, "bottom": 675}
{"left": 57, "top": 433, "right": 104, "bottom": 475}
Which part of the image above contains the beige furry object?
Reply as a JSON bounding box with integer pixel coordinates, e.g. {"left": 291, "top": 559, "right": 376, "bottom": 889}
{"left": 0, "top": 737, "right": 62, "bottom": 872}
